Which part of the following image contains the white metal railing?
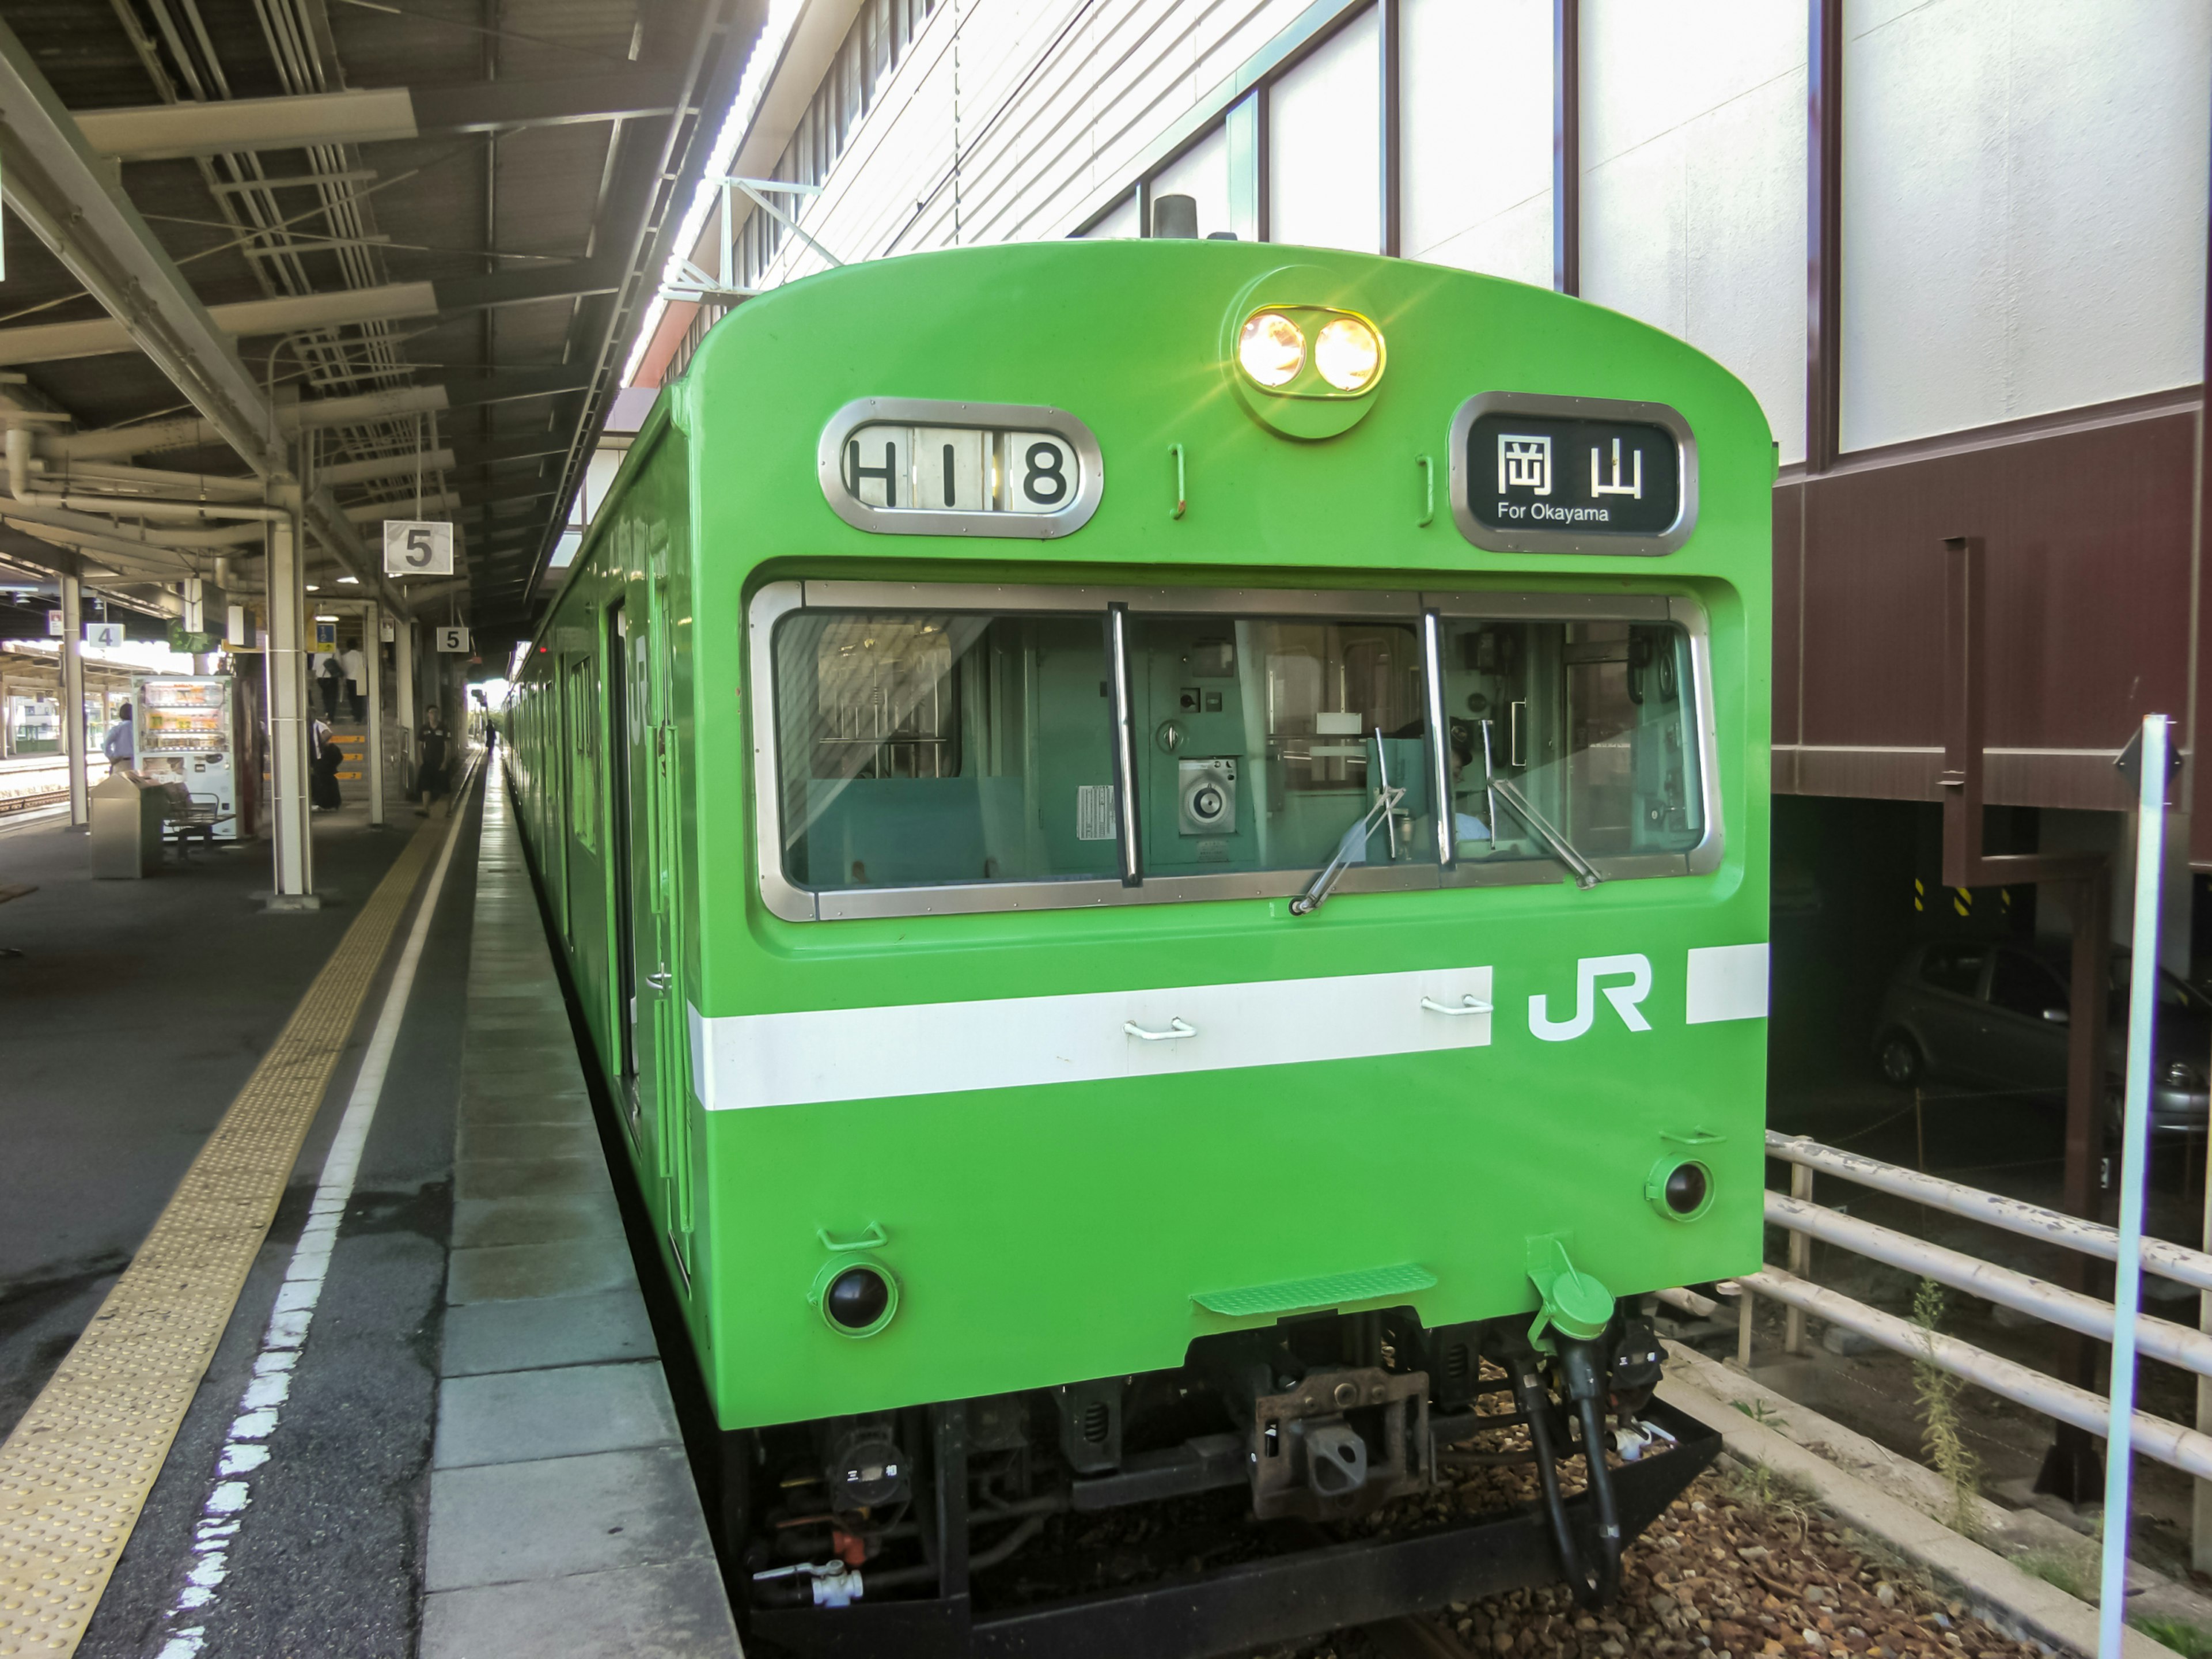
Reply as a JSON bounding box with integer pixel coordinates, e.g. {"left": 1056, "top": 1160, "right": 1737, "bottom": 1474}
{"left": 1688, "top": 716, "right": 2177, "bottom": 1659}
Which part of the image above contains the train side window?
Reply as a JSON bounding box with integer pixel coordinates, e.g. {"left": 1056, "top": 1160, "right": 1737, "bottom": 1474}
{"left": 770, "top": 609, "right": 1119, "bottom": 892}
{"left": 1123, "top": 615, "right": 1438, "bottom": 880}
{"left": 566, "top": 656, "right": 599, "bottom": 851}
{"left": 1435, "top": 619, "right": 1703, "bottom": 878}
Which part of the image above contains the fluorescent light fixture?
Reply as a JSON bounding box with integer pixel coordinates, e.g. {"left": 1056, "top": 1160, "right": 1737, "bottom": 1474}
{"left": 305, "top": 584, "right": 320, "bottom": 592}
{"left": 315, "top": 614, "right": 340, "bottom": 622}
{"left": 336, "top": 574, "right": 360, "bottom": 584}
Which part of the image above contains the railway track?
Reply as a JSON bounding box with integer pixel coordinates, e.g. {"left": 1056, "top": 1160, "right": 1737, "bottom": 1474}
{"left": 0, "top": 785, "right": 67, "bottom": 816}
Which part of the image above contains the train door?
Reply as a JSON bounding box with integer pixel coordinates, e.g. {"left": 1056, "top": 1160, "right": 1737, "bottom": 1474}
{"left": 605, "top": 601, "right": 642, "bottom": 1128}
{"left": 553, "top": 657, "right": 574, "bottom": 944}
{"left": 638, "top": 529, "right": 696, "bottom": 1289}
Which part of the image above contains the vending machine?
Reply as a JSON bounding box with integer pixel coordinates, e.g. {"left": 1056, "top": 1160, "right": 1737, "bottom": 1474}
{"left": 134, "top": 675, "right": 237, "bottom": 838}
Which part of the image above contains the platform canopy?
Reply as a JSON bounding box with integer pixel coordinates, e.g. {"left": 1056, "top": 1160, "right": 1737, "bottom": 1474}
{"left": 0, "top": 0, "right": 762, "bottom": 641}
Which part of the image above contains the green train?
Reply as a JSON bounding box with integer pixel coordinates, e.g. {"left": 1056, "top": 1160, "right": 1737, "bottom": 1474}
{"left": 505, "top": 237, "right": 1771, "bottom": 1656}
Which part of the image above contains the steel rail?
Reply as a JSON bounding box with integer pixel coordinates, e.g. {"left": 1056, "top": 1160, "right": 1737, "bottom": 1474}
{"left": 1764, "top": 1131, "right": 2212, "bottom": 1293}
{"left": 1765, "top": 1191, "right": 2212, "bottom": 1378}
{"left": 1740, "top": 1266, "right": 2212, "bottom": 1482}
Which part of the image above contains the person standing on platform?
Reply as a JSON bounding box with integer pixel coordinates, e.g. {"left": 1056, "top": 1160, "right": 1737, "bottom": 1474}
{"left": 311, "top": 715, "right": 343, "bottom": 811}
{"left": 340, "top": 641, "right": 367, "bottom": 723}
{"left": 318, "top": 650, "right": 344, "bottom": 720}
{"left": 415, "top": 706, "right": 450, "bottom": 819}
{"left": 101, "top": 701, "right": 134, "bottom": 774}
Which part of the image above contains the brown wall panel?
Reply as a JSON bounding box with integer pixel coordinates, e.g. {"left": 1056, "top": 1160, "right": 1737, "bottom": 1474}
{"left": 1796, "top": 412, "right": 2194, "bottom": 757}
{"left": 1772, "top": 481, "right": 1804, "bottom": 754}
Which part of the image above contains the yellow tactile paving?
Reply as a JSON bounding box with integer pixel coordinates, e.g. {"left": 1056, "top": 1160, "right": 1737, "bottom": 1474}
{"left": 0, "top": 819, "right": 447, "bottom": 1657}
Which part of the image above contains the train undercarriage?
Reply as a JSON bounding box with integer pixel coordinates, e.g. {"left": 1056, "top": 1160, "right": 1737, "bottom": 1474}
{"left": 728, "top": 1302, "right": 1719, "bottom": 1659}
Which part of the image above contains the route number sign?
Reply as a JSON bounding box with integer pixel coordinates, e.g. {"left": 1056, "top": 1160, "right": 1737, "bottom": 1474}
{"left": 384, "top": 520, "right": 454, "bottom": 577}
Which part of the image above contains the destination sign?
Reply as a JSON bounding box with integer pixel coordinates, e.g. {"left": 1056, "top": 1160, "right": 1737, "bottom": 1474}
{"left": 1448, "top": 395, "right": 1696, "bottom": 557}
{"left": 1467, "top": 414, "right": 1680, "bottom": 536}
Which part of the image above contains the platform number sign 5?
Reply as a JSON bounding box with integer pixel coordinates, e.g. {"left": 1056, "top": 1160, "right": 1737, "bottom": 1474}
{"left": 819, "top": 399, "right": 1103, "bottom": 541}
{"left": 382, "top": 518, "right": 455, "bottom": 577}
{"left": 435, "top": 625, "right": 471, "bottom": 654}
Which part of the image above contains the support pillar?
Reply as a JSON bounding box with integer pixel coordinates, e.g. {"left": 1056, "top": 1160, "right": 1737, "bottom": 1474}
{"left": 59, "top": 570, "right": 86, "bottom": 824}
{"left": 394, "top": 615, "right": 416, "bottom": 778}
{"left": 264, "top": 509, "right": 316, "bottom": 907}
{"left": 365, "top": 600, "right": 385, "bottom": 827}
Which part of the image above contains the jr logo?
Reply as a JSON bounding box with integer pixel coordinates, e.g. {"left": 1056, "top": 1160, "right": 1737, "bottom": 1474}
{"left": 1528, "top": 954, "right": 1653, "bottom": 1042}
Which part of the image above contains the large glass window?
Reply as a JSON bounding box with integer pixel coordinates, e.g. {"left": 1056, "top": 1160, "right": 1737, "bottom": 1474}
{"left": 772, "top": 610, "right": 1118, "bottom": 892}
{"left": 1128, "top": 614, "right": 1437, "bottom": 881}
{"left": 1435, "top": 618, "right": 1703, "bottom": 877}
{"left": 762, "top": 590, "right": 1713, "bottom": 914}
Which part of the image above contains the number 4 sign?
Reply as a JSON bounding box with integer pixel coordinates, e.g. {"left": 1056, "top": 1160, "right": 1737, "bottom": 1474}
{"left": 435, "top": 626, "right": 472, "bottom": 654}
{"left": 383, "top": 519, "right": 454, "bottom": 577}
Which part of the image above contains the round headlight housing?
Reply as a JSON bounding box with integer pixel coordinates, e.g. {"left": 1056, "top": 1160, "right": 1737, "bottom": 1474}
{"left": 1314, "top": 316, "right": 1383, "bottom": 392}
{"left": 1237, "top": 312, "right": 1306, "bottom": 388}
{"left": 812, "top": 1256, "right": 900, "bottom": 1337}
{"left": 1646, "top": 1156, "right": 1715, "bottom": 1222}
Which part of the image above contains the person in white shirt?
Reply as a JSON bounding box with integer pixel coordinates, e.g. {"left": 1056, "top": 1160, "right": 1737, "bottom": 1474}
{"left": 340, "top": 644, "right": 367, "bottom": 722}
{"left": 101, "top": 701, "right": 134, "bottom": 772}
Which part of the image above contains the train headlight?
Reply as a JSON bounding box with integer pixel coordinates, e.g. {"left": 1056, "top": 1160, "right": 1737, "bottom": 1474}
{"left": 1314, "top": 316, "right": 1382, "bottom": 392}
{"left": 1646, "top": 1156, "right": 1714, "bottom": 1222}
{"left": 1237, "top": 312, "right": 1306, "bottom": 388}
{"left": 1224, "top": 268, "right": 1389, "bottom": 440}
{"left": 812, "top": 1257, "right": 899, "bottom": 1337}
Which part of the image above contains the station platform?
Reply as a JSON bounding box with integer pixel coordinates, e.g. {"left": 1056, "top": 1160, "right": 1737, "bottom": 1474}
{"left": 0, "top": 764, "right": 740, "bottom": 1658}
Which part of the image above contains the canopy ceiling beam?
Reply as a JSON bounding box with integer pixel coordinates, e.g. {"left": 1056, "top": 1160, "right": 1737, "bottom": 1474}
{"left": 0, "top": 259, "right": 626, "bottom": 365}
{"left": 74, "top": 72, "right": 684, "bottom": 162}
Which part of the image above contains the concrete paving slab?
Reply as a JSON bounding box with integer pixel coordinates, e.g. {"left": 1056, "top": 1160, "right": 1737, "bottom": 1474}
{"left": 419, "top": 1557, "right": 741, "bottom": 1659}
{"left": 452, "top": 1190, "right": 625, "bottom": 1249}
{"left": 460, "top": 1066, "right": 598, "bottom": 1098}
{"left": 447, "top": 1236, "right": 639, "bottom": 1304}
{"left": 456, "top": 1090, "right": 595, "bottom": 1128}
{"left": 455, "top": 1154, "right": 605, "bottom": 1202}
{"left": 441, "top": 1287, "right": 657, "bottom": 1377}
{"left": 468, "top": 1024, "right": 575, "bottom": 1049}
{"left": 435, "top": 1359, "right": 679, "bottom": 1468}
{"left": 457, "top": 1120, "right": 604, "bottom": 1163}
{"left": 424, "top": 1446, "right": 712, "bottom": 1591}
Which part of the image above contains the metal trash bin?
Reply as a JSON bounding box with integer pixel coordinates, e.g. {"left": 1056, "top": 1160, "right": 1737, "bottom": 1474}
{"left": 90, "top": 770, "right": 164, "bottom": 878}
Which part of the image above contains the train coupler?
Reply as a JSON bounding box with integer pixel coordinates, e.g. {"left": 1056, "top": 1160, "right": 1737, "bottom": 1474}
{"left": 1249, "top": 1364, "right": 1430, "bottom": 1521}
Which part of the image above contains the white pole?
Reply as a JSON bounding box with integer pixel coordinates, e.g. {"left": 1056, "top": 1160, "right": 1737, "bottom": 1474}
{"left": 264, "top": 510, "right": 315, "bottom": 904}
{"left": 364, "top": 600, "right": 385, "bottom": 827}
{"left": 2101, "top": 712, "right": 2169, "bottom": 1657}
{"left": 59, "top": 570, "right": 86, "bottom": 824}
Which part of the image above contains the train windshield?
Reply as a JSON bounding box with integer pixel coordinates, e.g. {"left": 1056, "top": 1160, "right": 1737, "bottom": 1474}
{"left": 1124, "top": 615, "right": 1439, "bottom": 880}
{"left": 1435, "top": 619, "right": 1705, "bottom": 876}
{"left": 766, "top": 595, "right": 1709, "bottom": 906}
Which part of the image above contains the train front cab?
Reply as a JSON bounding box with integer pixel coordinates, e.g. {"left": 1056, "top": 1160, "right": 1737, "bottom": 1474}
{"left": 523, "top": 240, "right": 1772, "bottom": 1657}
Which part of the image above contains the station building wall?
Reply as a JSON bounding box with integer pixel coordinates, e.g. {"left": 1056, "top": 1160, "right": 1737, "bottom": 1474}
{"left": 642, "top": 0, "right": 2212, "bottom": 848}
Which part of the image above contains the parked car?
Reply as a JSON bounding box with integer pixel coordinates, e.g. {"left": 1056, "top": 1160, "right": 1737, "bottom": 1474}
{"left": 1873, "top": 940, "right": 2211, "bottom": 1135}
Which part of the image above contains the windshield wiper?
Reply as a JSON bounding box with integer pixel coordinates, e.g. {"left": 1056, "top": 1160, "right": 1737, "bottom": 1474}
{"left": 1479, "top": 718, "right": 1601, "bottom": 890}
{"left": 1289, "top": 728, "right": 1406, "bottom": 916}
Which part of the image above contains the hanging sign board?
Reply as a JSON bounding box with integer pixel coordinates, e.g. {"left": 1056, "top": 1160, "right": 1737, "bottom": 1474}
{"left": 383, "top": 520, "right": 454, "bottom": 577}
{"left": 435, "top": 626, "right": 472, "bottom": 654}
{"left": 82, "top": 622, "right": 124, "bottom": 649}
